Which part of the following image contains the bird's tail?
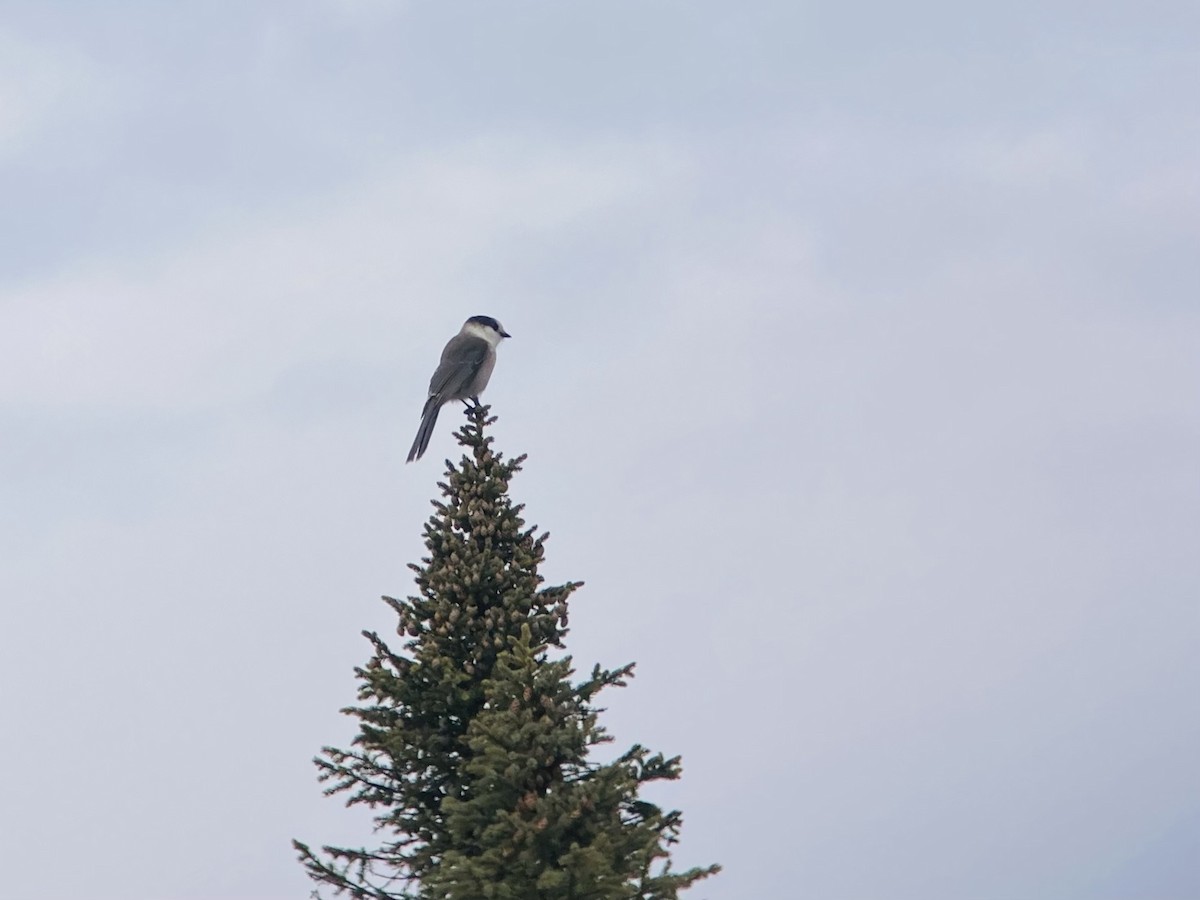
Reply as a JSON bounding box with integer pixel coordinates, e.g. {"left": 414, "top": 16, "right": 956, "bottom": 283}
{"left": 406, "top": 401, "right": 441, "bottom": 463}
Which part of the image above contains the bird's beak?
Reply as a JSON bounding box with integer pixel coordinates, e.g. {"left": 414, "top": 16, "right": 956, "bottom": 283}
{"left": 501, "top": 330, "right": 512, "bottom": 338}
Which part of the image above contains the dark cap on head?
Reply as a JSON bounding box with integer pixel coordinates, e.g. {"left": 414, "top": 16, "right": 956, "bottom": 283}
{"left": 467, "top": 315, "right": 511, "bottom": 338}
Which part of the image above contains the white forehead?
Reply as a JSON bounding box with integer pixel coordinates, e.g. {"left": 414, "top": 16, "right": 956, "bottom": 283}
{"left": 462, "top": 319, "right": 505, "bottom": 347}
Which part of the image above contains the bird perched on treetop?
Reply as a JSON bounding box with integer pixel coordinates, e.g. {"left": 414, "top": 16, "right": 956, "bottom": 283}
{"left": 406, "top": 315, "right": 511, "bottom": 463}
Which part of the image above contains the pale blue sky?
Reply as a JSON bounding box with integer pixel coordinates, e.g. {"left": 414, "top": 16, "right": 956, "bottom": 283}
{"left": 2, "top": 3, "right": 1198, "bottom": 898}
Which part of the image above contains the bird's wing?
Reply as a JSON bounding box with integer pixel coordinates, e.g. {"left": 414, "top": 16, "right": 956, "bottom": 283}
{"left": 427, "top": 334, "right": 489, "bottom": 400}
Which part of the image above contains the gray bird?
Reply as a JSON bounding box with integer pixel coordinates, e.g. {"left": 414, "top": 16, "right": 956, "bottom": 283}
{"left": 407, "top": 315, "right": 511, "bottom": 463}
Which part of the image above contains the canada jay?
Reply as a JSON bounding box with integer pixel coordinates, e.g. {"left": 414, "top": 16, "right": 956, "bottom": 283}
{"left": 406, "top": 315, "right": 511, "bottom": 463}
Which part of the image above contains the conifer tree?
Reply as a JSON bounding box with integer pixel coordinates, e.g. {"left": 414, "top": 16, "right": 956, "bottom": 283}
{"left": 294, "top": 404, "right": 718, "bottom": 899}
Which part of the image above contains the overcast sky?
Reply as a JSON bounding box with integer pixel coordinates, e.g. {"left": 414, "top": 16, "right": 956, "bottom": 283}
{"left": 2, "top": 3, "right": 1198, "bottom": 898}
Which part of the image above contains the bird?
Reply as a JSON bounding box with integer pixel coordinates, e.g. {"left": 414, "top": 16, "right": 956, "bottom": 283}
{"left": 407, "top": 315, "right": 511, "bottom": 463}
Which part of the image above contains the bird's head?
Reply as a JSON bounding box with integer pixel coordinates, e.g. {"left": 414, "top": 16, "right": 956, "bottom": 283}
{"left": 464, "top": 315, "right": 511, "bottom": 345}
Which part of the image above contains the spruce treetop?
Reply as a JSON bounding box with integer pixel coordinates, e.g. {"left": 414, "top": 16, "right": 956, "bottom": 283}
{"left": 296, "top": 404, "right": 718, "bottom": 899}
